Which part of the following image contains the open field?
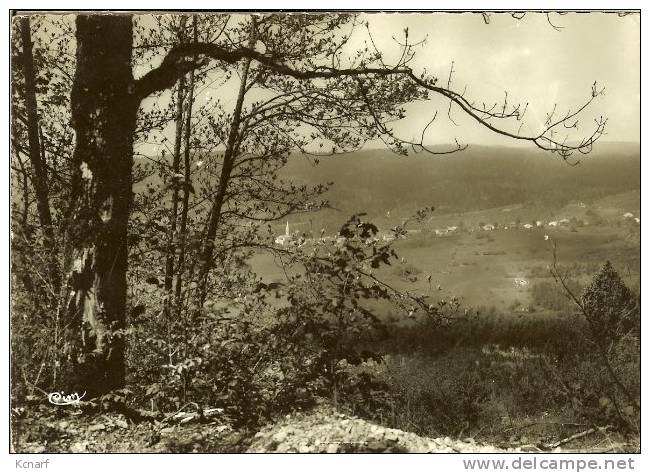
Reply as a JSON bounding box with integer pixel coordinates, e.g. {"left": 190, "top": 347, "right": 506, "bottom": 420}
{"left": 251, "top": 215, "right": 639, "bottom": 315}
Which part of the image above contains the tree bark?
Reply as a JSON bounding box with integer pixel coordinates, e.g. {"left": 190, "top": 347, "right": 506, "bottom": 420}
{"left": 173, "top": 16, "right": 197, "bottom": 319}
{"left": 163, "top": 83, "right": 186, "bottom": 366}
{"left": 64, "top": 14, "right": 138, "bottom": 395}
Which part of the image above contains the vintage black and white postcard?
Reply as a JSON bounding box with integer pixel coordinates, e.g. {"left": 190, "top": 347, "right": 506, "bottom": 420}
{"left": 6, "top": 3, "right": 643, "bottom": 468}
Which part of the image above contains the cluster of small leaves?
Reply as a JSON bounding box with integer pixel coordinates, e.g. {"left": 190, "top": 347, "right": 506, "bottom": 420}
{"left": 127, "top": 266, "right": 321, "bottom": 425}
{"left": 265, "top": 213, "right": 456, "bottom": 402}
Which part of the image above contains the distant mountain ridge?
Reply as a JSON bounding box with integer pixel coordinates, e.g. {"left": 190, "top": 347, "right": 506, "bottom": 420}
{"left": 279, "top": 143, "right": 640, "bottom": 224}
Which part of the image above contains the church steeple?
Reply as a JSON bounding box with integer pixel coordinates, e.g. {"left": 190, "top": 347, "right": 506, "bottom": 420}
{"left": 285, "top": 221, "right": 290, "bottom": 236}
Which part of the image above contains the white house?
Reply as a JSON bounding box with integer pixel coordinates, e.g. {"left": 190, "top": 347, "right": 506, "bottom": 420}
{"left": 522, "top": 223, "right": 534, "bottom": 230}
{"left": 548, "top": 221, "right": 558, "bottom": 227}
{"left": 482, "top": 224, "right": 495, "bottom": 231}
{"left": 623, "top": 212, "right": 634, "bottom": 219}
{"left": 376, "top": 230, "right": 396, "bottom": 242}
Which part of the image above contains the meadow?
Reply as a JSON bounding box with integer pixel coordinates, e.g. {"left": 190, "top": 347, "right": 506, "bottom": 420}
{"left": 253, "top": 205, "right": 639, "bottom": 315}
{"left": 247, "top": 190, "right": 640, "bottom": 447}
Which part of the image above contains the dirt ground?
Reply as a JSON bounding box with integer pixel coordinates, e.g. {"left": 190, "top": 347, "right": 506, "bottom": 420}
{"left": 11, "top": 404, "right": 639, "bottom": 454}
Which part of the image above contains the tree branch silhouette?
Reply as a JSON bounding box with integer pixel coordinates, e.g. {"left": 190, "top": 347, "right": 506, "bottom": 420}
{"left": 135, "top": 38, "right": 606, "bottom": 160}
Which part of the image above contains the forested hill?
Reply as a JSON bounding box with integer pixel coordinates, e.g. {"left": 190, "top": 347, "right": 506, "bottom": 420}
{"left": 279, "top": 142, "right": 640, "bottom": 220}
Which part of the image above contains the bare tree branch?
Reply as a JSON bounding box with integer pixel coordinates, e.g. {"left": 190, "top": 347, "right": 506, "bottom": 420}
{"left": 134, "top": 37, "right": 605, "bottom": 159}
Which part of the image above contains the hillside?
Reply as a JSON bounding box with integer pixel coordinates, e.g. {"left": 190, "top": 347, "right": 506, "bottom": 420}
{"left": 278, "top": 142, "right": 639, "bottom": 230}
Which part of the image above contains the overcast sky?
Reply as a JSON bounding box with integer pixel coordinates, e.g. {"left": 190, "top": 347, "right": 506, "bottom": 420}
{"left": 134, "top": 11, "right": 639, "bottom": 153}
{"left": 353, "top": 11, "right": 640, "bottom": 147}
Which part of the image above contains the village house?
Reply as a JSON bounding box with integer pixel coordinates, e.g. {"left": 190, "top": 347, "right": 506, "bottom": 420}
{"left": 275, "top": 221, "right": 293, "bottom": 246}
{"left": 378, "top": 231, "right": 396, "bottom": 242}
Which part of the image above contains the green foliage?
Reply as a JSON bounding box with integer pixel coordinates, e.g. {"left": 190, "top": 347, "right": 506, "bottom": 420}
{"left": 272, "top": 213, "right": 442, "bottom": 405}
{"left": 119, "top": 212, "right": 447, "bottom": 428}
{"left": 581, "top": 261, "right": 639, "bottom": 343}
{"left": 568, "top": 262, "right": 641, "bottom": 429}
{"left": 341, "top": 348, "right": 565, "bottom": 438}
{"left": 335, "top": 261, "right": 641, "bottom": 438}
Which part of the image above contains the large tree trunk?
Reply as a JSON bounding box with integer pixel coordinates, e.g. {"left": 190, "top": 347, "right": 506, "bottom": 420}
{"left": 64, "top": 14, "right": 138, "bottom": 395}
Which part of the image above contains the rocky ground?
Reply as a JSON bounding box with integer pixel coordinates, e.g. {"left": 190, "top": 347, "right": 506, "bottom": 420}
{"left": 247, "top": 407, "right": 513, "bottom": 453}
{"left": 11, "top": 404, "right": 638, "bottom": 453}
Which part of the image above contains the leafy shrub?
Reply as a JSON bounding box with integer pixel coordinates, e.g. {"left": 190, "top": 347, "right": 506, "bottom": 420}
{"left": 274, "top": 213, "right": 442, "bottom": 407}
{"left": 346, "top": 349, "right": 565, "bottom": 438}
{"left": 121, "top": 213, "right": 445, "bottom": 428}
{"left": 547, "top": 260, "right": 640, "bottom": 430}
{"left": 581, "top": 261, "right": 639, "bottom": 343}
